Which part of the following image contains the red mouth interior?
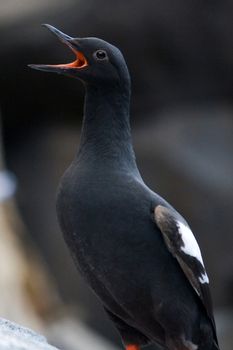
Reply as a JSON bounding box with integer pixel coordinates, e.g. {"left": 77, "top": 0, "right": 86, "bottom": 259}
{"left": 53, "top": 50, "right": 88, "bottom": 69}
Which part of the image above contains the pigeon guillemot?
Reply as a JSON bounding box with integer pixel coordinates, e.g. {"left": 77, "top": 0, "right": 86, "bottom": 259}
{"left": 29, "top": 25, "right": 220, "bottom": 350}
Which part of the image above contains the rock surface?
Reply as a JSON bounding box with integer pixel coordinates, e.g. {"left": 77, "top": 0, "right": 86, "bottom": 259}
{"left": 0, "top": 318, "right": 59, "bottom": 350}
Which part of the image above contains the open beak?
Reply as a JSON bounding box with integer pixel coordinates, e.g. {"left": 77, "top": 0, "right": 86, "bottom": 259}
{"left": 28, "top": 24, "right": 88, "bottom": 73}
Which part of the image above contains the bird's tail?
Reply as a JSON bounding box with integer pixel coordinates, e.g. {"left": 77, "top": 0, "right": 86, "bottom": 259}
{"left": 199, "top": 340, "right": 220, "bottom": 350}
{"left": 211, "top": 340, "right": 220, "bottom": 350}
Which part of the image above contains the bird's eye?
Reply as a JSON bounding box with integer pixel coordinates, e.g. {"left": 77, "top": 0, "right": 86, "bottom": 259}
{"left": 94, "top": 50, "right": 108, "bottom": 60}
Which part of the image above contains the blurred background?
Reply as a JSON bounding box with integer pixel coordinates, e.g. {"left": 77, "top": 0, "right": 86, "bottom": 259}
{"left": 0, "top": 0, "right": 232, "bottom": 349}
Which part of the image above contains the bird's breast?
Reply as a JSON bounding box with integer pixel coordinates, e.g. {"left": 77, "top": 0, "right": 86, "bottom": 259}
{"left": 56, "top": 168, "right": 156, "bottom": 280}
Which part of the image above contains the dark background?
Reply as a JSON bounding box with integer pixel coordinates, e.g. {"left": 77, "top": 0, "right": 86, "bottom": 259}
{"left": 0, "top": 1, "right": 232, "bottom": 349}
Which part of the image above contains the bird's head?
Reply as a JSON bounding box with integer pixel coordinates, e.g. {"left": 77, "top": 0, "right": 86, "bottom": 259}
{"left": 29, "top": 24, "right": 130, "bottom": 90}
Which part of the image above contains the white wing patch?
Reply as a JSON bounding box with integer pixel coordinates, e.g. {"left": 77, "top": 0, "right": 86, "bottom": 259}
{"left": 176, "top": 221, "right": 209, "bottom": 284}
{"left": 154, "top": 206, "right": 210, "bottom": 286}
{"left": 176, "top": 221, "right": 203, "bottom": 263}
{"left": 199, "top": 272, "right": 209, "bottom": 284}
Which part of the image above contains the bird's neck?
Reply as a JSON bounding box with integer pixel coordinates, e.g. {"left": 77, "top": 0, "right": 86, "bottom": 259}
{"left": 76, "top": 84, "right": 138, "bottom": 174}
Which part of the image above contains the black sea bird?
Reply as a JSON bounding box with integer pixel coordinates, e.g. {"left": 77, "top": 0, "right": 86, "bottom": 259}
{"left": 29, "top": 25, "right": 220, "bottom": 350}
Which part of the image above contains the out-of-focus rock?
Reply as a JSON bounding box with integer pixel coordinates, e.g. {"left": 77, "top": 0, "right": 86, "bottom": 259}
{"left": 216, "top": 309, "right": 233, "bottom": 350}
{"left": 0, "top": 117, "right": 60, "bottom": 330}
{"left": 0, "top": 170, "right": 16, "bottom": 202}
{"left": 0, "top": 318, "right": 59, "bottom": 350}
{"left": 47, "top": 317, "right": 120, "bottom": 350}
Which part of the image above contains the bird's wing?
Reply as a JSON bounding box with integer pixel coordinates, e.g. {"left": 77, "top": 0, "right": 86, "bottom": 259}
{"left": 154, "top": 205, "right": 217, "bottom": 334}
